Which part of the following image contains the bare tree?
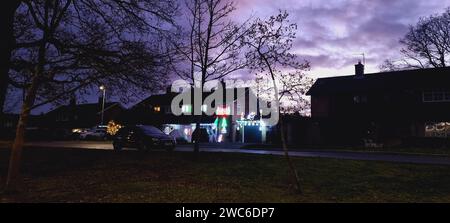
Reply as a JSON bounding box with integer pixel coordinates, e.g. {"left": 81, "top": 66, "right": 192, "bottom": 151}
{"left": 381, "top": 8, "right": 450, "bottom": 71}
{"left": 0, "top": 0, "right": 176, "bottom": 128}
{"left": 4, "top": 0, "right": 177, "bottom": 192}
{"left": 168, "top": 0, "right": 250, "bottom": 152}
{"left": 0, "top": 1, "right": 22, "bottom": 123}
{"left": 244, "top": 11, "right": 310, "bottom": 193}
{"left": 254, "top": 69, "right": 313, "bottom": 115}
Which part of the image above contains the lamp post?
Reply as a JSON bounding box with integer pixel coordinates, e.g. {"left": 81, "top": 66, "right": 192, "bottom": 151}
{"left": 99, "top": 85, "right": 106, "bottom": 125}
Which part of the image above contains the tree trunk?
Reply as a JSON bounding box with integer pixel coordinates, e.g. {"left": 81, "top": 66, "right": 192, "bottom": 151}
{"left": 5, "top": 14, "right": 46, "bottom": 190}
{"left": 279, "top": 116, "right": 303, "bottom": 193}
{"left": 262, "top": 54, "right": 303, "bottom": 194}
{"left": 0, "top": 1, "right": 21, "bottom": 117}
{"left": 5, "top": 73, "right": 40, "bottom": 192}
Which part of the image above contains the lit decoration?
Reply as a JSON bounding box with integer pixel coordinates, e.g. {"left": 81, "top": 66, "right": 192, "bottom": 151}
{"left": 247, "top": 112, "right": 256, "bottom": 120}
{"left": 221, "top": 117, "right": 227, "bottom": 128}
{"left": 107, "top": 120, "right": 122, "bottom": 135}
{"left": 214, "top": 118, "right": 219, "bottom": 128}
{"left": 216, "top": 105, "right": 231, "bottom": 116}
{"left": 425, "top": 122, "right": 450, "bottom": 138}
{"left": 184, "top": 128, "right": 191, "bottom": 136}
{"left": 217, "top": 134, "right": 223, "bottom": 143}
{"left": 236, "top": 120, "right": 260, "bottom": 127}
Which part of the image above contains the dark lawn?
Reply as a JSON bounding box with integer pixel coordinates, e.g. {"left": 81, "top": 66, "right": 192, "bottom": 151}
{"left": 1, "top": 147, "right": 450, "bottom": 202}
{"left": 241, "top": 144, "right": 450, "bottom": 156}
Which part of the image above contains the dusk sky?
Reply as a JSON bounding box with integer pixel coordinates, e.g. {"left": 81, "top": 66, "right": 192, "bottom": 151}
{"left": 232, "top": 0, "right": 450, "bottom": 78}
{"left": 9, "top": 0, "right": 450, "bottom": 115}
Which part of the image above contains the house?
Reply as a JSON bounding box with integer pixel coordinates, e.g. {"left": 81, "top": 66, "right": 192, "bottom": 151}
{"left": 126, "top": 82, "right": 272, "bottom": 143}
{"left": 0, "top": 113, "right": 45, "bottom": 140}
{"left": 43, "top": 97, "right": 125, "bottom": 131}
{"left": 306, "top": 62, "right": 450, "bottom": 146}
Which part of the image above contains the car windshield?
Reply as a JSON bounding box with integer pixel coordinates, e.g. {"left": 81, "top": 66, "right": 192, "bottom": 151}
{"left": 138, "top": 126, "right": 164, "bottom": 135}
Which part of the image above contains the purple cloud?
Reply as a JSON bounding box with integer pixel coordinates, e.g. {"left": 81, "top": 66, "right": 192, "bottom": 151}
{"left": 234, "top": 0, "right": 450, "bottom": 78}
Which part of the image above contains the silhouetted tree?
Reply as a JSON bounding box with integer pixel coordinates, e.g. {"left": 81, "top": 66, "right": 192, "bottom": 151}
{"left": 0, "top": 0, "right": 176, "bottom": 128}
{"left": 168, "top": 0, "right": 250, "bottom": 152}
{"left": 244, "top": 11, "right": 310, "bottom": 193}
{"left": 254, "top": 69, "right": 313, "bottom": 115}
{"left": 0, "top": 1, "right": 21, "bottom": 122}
{"left": 5, "top": 0, "right": 177, "bottom": 192}
{"left": 381, "top": 8, "right": 450, "bottom": 71}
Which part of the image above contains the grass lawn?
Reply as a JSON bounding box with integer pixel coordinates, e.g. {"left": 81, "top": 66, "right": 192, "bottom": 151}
{"left": 241, "top": 144, "right": 450, "bottom": 156}
{"left": 1, "top": 147, "right": 450, "bottom": 202}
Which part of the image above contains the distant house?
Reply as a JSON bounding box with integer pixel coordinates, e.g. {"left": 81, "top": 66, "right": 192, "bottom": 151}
{"left": 43, "top": 97, "right": 125, "bottom": 130}
{"left": 127, "top": 82, "right": 271, "bottom": 143}
{"left": 0, "top": 113, "right": 44, "bottom": 140}
{"left": 307, "top": 62, "right": 450, "bottom": 145}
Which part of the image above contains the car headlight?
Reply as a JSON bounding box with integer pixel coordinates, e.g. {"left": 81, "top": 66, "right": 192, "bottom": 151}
{"left": 72, "top": 128, "right": 82, "bottom": 133}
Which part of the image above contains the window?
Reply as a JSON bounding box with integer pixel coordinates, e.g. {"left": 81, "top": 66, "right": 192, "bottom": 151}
{"left": 182, "top": 105, "right": 192, "bottom": 114}
{"left": 353, "top": 95, "right": 367, "bottom": 104}
{"left": 154, "top": 106, "right": 161, "bottom": 112}
{"left": 57, "top": 113, "right": 68, "bottom": 121}
{"left": 201, "top": 104, "right": 208, "bottom": 113}
{"left": 164, "top": 106, "right": 171, "bottom": 114}
{"left": 445, "top": 91, "right": 450, "bottom": 101}
{"left": 423, "top": 92, "right": 433, "bottom": 102}
{"left": 423, "top": 90, "right": 450, "bottom": 102}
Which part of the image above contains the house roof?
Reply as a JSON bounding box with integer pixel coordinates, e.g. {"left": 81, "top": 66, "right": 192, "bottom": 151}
{"left": 306, "top": 67, "right": 450, "bottom": 96}
{"left": 46, "top": 102, "right": 123, "bottom": 115}
{"left": 133, "top": 87, "right": 254, "bottom": 108}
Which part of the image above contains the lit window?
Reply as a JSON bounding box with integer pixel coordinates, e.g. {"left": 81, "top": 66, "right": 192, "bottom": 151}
{"left": 182, "top": 105, "right": 192, "bottom": 114}
{"left": 201, "top": 104, "right": 208, "bottom": 112}
{"left": 154, "top": 106, "right": 161, "bottom": 112}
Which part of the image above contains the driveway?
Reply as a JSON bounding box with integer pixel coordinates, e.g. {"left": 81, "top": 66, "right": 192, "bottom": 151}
{"left": 1, "top": 141, "right": 450, "bottom": 165}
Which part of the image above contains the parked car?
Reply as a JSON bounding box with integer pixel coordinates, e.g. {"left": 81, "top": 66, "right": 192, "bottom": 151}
{"left": 113, "top": 125, "right": 175, "bottom": 151}
{"left": 79, "top": 126, "right": 108, "bottom": 140}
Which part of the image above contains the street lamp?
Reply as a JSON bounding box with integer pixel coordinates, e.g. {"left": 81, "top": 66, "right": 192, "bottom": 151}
{"left": 99, "top": 85, "right": 106, "bottom": 125}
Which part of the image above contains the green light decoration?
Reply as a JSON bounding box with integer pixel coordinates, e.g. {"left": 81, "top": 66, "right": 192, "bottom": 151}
{"left": 219, "top": 117, "right": 228, "bottom": 134}
{"left": 221, "top": 117, "right": 227, "bottom": 128}
{"left": 214, "top": 117, "right": 219, "bottom": 128}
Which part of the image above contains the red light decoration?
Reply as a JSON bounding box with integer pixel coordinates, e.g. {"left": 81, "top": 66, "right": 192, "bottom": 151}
{"left": 216, "top": 105, "right": 231, "bottom": 117}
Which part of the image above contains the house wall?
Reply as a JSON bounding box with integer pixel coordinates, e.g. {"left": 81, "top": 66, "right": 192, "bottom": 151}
{"left": 310, "top": 88, "right": 450, "bottom": 145}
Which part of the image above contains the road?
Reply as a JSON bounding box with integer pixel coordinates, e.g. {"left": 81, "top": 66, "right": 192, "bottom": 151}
{"left": 1, "top": 141, "right": 450, "bottom": 165}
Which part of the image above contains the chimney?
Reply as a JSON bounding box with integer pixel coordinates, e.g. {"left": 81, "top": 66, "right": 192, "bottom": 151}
{"left": 166, "top": 86, "right": 172, "bottom": 94}
{"left": 355, "top": 61, "right": 364, "bottom": 76}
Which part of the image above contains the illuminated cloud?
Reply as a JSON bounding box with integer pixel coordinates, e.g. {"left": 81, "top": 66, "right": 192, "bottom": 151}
{"left": 233, "top": 0, "right": 449, "bottom": 78}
